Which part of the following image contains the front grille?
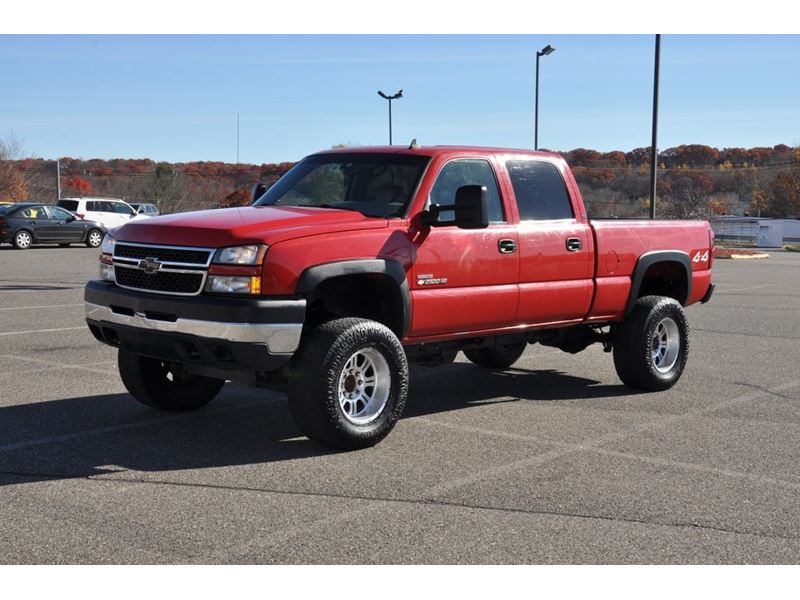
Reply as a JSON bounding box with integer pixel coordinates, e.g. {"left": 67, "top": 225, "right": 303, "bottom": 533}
{"left": 115, "top": 243, "right": 212, "bottom": 265}
{"left": 115, "top": 265, "right": 205, "bottom": 295}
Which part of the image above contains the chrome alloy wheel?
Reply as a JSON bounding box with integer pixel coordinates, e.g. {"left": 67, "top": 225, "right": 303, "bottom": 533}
{"left": 15, "top": 231, "right": 32, "bottom": 249}
{"left": 651, "top": 317, "right": 680, "bottom": 373}
{"left": 337, "top": 347, "right": 391, "bottom": 425}
{"left": 87, "top": 230, "right": 103, "bottom": 247}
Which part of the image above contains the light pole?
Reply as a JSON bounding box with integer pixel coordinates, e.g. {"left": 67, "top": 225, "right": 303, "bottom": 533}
{"left": 535, "top": 44, "right": 555, "bottom": 150}
{"left": 649, "top": 34, "right": 661, "bottom": 219}
{"left": 378, "top": 89, "right": 403, "bottom": 145}
{"left": 533, "top": 44, "right": 556, "bottom": 150}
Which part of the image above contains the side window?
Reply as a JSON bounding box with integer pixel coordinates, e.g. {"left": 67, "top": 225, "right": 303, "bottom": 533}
{"left": 22, "top": 206, "right": 46, "bottom": 219}
{"left": 114, "top": 202, "right": 135, "bottom": 215}
{"left": 429, "top": 159, "right": 505, "bottom": 223}
{"left": 507, "top": 160, "right": 574, "bottom": 221}
{"left": 87, "top": 201, "right": 99, "bottom": 212}
{"left": 48, "top": 206, "right": 74, "bottom": 220}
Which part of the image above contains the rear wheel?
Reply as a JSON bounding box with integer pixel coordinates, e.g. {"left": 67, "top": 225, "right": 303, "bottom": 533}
{"left": 612, "top": 295, "right": 689, "bottom": 391}
{"left": 13, "top": 230, "right": 32, "bottom": 250}
{"left": 86, "top": 229, "right": 103, "bottom": 248}
{"left": 118, "top": 348, "right": 224, "bottom": 411}
{"left": 288, "top": 318, "right": 408, "bottom": 450}
{"left": 464, "top": 340, "right": 527, "bottom": 369}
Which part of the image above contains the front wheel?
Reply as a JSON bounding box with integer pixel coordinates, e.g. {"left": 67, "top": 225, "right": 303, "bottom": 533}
{"left": 288, "top": 318, "right": 409, "bottom": 450}
{"left": 86, "top": 229, "right": 104, "bottom": 248}
{"left": 118, "top": 348, "right": 224, "bottom": 411}
{"left": 612, "top": 295, "right": 689, "bottom": 391}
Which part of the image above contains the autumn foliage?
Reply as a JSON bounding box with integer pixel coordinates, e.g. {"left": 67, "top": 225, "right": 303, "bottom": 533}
{"left": 4, "top": 143, "right": 799, "bottom": 219}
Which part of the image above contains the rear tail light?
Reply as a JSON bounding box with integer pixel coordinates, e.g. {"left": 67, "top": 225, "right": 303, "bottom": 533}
{"left": 0, "top": 217, "right": 6, "bottom": 226}
{"left": 708, "top": 227, "right": 715, "bottom": 268}
{"left": 76, "top": 213, "right": 85, "bottom": 219}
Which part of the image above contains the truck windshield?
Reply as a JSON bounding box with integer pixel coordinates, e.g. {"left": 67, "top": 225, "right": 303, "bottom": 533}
{"left": 253, "top": 153, "right": 430, "bottom": 218}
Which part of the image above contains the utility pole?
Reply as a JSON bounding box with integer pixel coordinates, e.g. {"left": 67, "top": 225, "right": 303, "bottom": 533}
{"left": 649, "top": 34, "right": 661, "bottom": 219}
{"left": 56, "top": 160, "right": 61, "bottom": 200}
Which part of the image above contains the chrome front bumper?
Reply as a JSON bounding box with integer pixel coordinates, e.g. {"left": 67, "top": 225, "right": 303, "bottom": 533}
{"left": 85, "top": 302, "right": 303, "bottom": 354}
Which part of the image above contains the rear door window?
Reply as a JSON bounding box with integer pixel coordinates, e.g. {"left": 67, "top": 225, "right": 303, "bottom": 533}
{"left": 506, "top": 160, "right": 574, "bottom": 221}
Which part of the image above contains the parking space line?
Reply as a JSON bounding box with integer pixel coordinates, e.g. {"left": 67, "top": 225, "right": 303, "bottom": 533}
{"left": 413, "top": 417, "right": 800, "bottom": 492}
{"left": 420, "top": 379, "right": 800, "bottom": 499}
{"left": 0, "top": 326, "right": 87, "bottom": 337}
{"left": 0, "top": 397, "right": 272, "bottom": 453}
{"left": 0, "top": 353, "right": 116, "bottom": 376}
{"left": 0, "top": 362, "right": 116, "bottom": 379}
{"left": 0, "top": 304, "right": 83, "bottom": 312}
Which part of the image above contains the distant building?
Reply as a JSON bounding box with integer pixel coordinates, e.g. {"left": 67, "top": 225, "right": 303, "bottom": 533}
{"left": 711, "top": 216, "right": 800, "bottom": 247}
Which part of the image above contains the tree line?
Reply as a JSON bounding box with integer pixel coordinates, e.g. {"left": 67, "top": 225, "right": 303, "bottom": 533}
{"left": 2, "top": 139, "right": 799, "bottom": 219}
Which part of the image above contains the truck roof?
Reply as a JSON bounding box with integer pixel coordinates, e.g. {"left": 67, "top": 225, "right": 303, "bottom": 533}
{"left": 314, "top": 145, "right": 563, "bottom": 160}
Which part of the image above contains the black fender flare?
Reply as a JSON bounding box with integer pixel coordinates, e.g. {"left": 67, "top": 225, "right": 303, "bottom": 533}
{"left": 296, "top": 259, "right": 412, "bottom": 337}
{"left": 624, "top": 250, "right": 692, "bottom": 317}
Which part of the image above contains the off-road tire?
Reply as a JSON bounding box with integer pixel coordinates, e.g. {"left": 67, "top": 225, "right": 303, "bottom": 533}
{"left": 118, "top": 348, "right": 224, "bottom": 411}
{"left": 613, "top": 295, "right": 689, "bottom": 391}
{"left": 464, "top": 341, "right": 527, "bottom": 369}
{"left": 288, "top": 318, "right": 409, "bottom": 450}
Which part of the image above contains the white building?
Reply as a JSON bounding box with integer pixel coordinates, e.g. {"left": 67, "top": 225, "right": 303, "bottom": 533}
{"left": 710, "top": 216, "right": 800, "bottom": 247}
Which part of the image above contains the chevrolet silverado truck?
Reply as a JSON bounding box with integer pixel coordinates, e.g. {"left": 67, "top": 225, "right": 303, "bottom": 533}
{"left": 84, "top": 146, "right": 715, "bottom": 449}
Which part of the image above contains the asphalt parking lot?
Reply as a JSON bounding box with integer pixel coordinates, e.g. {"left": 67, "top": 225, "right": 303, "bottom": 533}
{"left": 0, "top": 244, "right": 799, "bottom": 564}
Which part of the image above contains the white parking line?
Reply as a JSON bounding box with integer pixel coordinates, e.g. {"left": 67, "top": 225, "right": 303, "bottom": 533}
{"left": 0, "top": 303, "right": 83, "bottom": 312}
{"left": 0, "top": 397, "right": 271, "bottom": 453}
{"left": 0, "top": 326, "right": 86, "bottom": 337}
{"left": 0, "top": 353, "right": 114, "bottom": 376}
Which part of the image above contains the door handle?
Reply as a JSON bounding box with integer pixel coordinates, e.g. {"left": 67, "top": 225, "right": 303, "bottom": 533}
{"left": 566, "top": 237, "right": 582, "bottom": 252}
{"left": 498, "top": 239, "right": 517, "bottom": 254}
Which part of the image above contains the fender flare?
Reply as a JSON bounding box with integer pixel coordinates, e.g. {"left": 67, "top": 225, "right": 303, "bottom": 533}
{"left": 296, "top": 259, "right": 412, "bottom": 337}
{"left": 624, "top": 250, "right": 692, "bottom": 317}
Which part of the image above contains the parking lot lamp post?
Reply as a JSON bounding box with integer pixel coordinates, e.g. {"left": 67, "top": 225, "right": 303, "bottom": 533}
{"left": 378, "top": 90, "right": 403, "bottom": 145}
{"left": 535, "top": 44, "right": 555, "bottom": 150}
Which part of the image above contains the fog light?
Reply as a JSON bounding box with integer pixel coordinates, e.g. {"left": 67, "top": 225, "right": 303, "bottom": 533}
{"left": 99, "top": 263, "right": 115, "bottom": 282}
{"left": 205, "top": 275, "right": 260, "bottom": 294}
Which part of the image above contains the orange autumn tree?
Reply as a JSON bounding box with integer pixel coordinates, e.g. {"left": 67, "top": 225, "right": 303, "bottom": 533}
{"left": 63, "top": 176, "right": 93, "bottom": 197}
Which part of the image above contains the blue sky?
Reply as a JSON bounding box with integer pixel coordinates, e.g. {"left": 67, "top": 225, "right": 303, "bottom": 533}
{"left": 1, "top": 34, "right": 798, "bottom": 164}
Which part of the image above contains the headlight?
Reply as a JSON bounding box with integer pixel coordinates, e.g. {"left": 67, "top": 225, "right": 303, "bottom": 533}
{"left": 205, "top": 275, "right": 261, "bottom": 295}
{"left": 213, "top": 245, "right": 267, "bottom": 265}
{"left": 101, "top": 234, "right": 115, "bottom": 254}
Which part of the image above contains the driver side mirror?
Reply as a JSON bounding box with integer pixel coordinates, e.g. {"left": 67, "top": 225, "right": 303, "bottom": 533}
{"left": 420, "top": 185, "right": 490, "bottom": 229}
{"left": 453, "top": 185, "right": 489, "bottom": 229}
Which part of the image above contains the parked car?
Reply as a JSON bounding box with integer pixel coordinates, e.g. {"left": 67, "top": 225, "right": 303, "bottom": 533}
{"left": 56, "top": 197, "right": 145, "bottom": 230}
{"left": 0, "top": 203, "right": 106, "bottom": 249}
{"left": 85, "top": 145, "right": 715, "bottom": 450}
{"left": 130, "top": 203, "right": 160, "bottom": 217}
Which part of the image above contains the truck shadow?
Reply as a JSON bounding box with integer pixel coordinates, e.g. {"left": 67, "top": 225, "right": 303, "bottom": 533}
{"left": 0, "top": 365, "right": 634, "bottom": 486}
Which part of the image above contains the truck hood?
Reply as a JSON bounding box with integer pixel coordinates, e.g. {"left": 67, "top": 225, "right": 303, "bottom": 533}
{"left": 112, "top": 206, "right": 388, "bottom": 247}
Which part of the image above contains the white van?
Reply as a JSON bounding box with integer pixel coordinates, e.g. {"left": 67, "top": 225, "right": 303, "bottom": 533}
{"left": 56, "top": 197, "right": 147, "bottom": 230}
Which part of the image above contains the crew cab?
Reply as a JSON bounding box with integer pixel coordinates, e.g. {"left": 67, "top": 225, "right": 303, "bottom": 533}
{"left": 84, "top": 146, "right": 715, "bottom": 449}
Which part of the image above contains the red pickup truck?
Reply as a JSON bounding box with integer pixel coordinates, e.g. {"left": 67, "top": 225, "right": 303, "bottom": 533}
{"left": 84, "top": 146, "right": 715, "bottom": 449}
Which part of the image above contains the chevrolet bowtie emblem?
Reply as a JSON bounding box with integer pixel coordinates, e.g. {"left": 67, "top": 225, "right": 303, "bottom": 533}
{"left": 138, "top": 257, "right": 162, "bottom": 274}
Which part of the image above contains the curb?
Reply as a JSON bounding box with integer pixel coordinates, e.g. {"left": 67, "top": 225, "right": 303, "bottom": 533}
{"left": 728, "top": 253, "right": 770, "bottom": 260}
